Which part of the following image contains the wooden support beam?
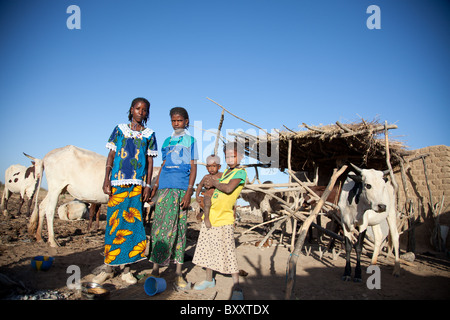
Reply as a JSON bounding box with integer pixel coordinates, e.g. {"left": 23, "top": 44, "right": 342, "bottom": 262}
{"left": 302, "top": 123, "right": 326, "bottom": 134}
{"left": 214, "top": 109, "right": 225, "bottom": 155}
{"left": 340, "top": 124, "right": 398, "bottom": 138}
{"left": 285, "top": 164, "right": 348, "bottom": 300}
{"left": 207, "top": 97, "right": 270, "bottom": 136}
{"left": 335, "top": 121, "right": 353, "bottom": 133}
{"left": 384, "top": 120, "right": 399, "bottom": 207}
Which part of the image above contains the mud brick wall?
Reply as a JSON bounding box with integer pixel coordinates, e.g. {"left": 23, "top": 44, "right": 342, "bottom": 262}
{"left": 394, "top": 145, "right": 450, "bottom": 252}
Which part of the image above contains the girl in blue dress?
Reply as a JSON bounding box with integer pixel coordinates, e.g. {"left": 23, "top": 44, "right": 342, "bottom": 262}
{"left": 149, "top": 107, "right": 198, "bottom": 289}
{"left": 93, "top": 97, "right": 158, "bottom": 285}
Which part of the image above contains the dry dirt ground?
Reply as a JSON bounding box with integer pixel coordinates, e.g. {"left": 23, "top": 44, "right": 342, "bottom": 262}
{"left": 0, "top": 188, "right": 449, "bottom": 301}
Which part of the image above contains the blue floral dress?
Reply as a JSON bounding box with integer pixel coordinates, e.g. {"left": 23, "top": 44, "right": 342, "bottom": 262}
{"left": 103, "top": 124, "right": 158, "bottom": 266}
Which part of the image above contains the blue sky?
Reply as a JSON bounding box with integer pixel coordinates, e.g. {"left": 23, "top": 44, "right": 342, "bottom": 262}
{"left": 1, "top": 0, "right": 449, "bottom": 189}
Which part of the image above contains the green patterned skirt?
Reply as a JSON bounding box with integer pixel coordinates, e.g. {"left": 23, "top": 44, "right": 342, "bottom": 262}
{"left": 149, "top": 188, "right": 187, "bottom": 266}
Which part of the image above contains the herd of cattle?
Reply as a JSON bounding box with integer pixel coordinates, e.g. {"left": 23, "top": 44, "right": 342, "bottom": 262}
{"left": 1, "top": 145, "right": 400, "bottom": 281}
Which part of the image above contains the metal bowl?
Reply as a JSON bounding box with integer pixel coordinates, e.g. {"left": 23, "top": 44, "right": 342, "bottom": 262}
{"left": 81, "top": 282, "right": 110, "bottom": 300}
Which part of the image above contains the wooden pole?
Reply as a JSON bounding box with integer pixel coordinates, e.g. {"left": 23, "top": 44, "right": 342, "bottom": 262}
{"left": 384, "top": 121, "right": 399, "bottom": 199}
{"left": 239, "top": 215, "right": 287, "bottom": 236}
{"left": 335, "top": 121, "right": 353, "bottom": 133}
{"left": 290, "top": 216, "right": 298, "bottom": 252}
{"left": 206, "top": 97, "right": 270, "bottom": 136}
{"left": 398, "top": 157, "right": 411, "bottom": 213}
{"left": 287, "top": 139, "right": 298, "bottom": 251}
{"left": 285, "top": 164, "right": 348, "bottom": 300}
{"left": 242, "top": 185, "right": 296, "bottom": 213}
{"left": 257, "top": 216, "right": 289, "bottom": 248}
{"left": 214, "top": 109, "right": 225, "bottom": 155}
{"left": 399, "top": 157, "right": 416, "bottom": 252}
{"left": 422, "top": 156, "right": 435, "bottom": 216}
{"left": 302, "top": 123, "right": 326, "bottom": 134}
{"left": 243, "top": 184, "right": 306, "bottom": 192}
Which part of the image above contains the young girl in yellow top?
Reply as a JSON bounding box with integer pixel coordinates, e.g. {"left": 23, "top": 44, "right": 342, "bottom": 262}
{"left": 192, "top": 142, "right": 247, "bottom": 300}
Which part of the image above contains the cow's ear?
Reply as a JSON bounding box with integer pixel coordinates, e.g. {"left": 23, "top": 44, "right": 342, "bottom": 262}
{"left": 348, "top": 174, "right": 362, "bottom": 183}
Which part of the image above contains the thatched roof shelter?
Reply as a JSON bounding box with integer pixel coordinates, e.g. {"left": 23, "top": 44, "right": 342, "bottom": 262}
{"left": 206, "top": 98, "right": 410, "bottom": 183}
{"left": 207, "top": 99, "right": 447, "bottom": 297}
{"left": 231, "top": 119, "right": 411, "bottom": 184}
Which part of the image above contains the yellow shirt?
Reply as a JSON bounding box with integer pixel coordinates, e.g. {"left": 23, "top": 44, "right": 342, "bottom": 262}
{"left": 209, "top": 167, "right": 247, "bottom": 227}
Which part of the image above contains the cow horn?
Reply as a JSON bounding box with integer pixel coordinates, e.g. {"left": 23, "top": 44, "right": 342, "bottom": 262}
{"left": 350, "top": 163, "right": 362, "bottom": 173}
{"left": 23, "top": 152, "right": 36, "bottom": 161}
{"left": 383, "top": 169, "right": 391, "bottom": 176}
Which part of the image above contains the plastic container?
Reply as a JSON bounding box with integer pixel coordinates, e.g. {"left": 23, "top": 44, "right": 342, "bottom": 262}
{"left": 31, "top": 256, "right": 54, "bottom": 271}
{"left": 144, "top": 276, "right": 167, "bottom": 296}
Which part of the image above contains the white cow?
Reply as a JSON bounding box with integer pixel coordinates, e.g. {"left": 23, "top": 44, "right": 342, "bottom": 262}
{"left": 338, "top": 164, "right": 400, "bottom": 282}
{"left": 28, "top": 145, "right": 160, "bottom": 247}
{"left": 58, "top": 200, "right": 89, "bottom": 221}
{"left": 27, "top": 145, "right": 110, "bottom": 247}
{"left": 1, "top": 161, "right": 40, "bottom": 216}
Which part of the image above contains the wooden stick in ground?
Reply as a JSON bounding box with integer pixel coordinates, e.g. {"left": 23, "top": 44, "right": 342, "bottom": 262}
{"left": 242, "top": 185, "right": 296, "bottom": 214}
{"left": 239, "top": 215, "right": 287, "bottom": 236}
{"left": 285, "top": 164, "right": 348, "bottom": 300}
{"left": 287, "top": 138, "right": 297, "bottom": 251}
{"left": 384, "top": 120, "right": 399, "bottom": 199}
{"left": 288, "top": 139, "right": 292, "bottom": 183}
{"left": 398, "top": 157, "right": 411, "bottom": 214}
{"left": 287, "top": 169, "right": 321, "bottom": 201}
{"left": 398, "top": 157, "right": 416, "bottom": 251}
{"left": 257, "top": 215, "right": 289, "bottom": 249}
{"left": 290, "top": 218, "right": 298, "bottom": 252}
{"left": 422, "top": 155, "right": 435, "bottom": 217}
{"left": 214, "top": 109, "right": 225, "bottom": 155}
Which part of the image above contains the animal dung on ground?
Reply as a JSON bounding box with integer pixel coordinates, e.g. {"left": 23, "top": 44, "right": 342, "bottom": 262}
{"left": 238, "top": 269, "right": 248, "bottom": 277}
{"left": 255, "top": 239, "right": 273, "bottom": 248}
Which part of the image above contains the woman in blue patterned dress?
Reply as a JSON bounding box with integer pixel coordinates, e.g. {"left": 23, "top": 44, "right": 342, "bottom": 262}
{"left": 93, "top": 97, "right": 158, "bottom": 285}
{"left": 149, "top": 107, "right": 197, "bottom": 289}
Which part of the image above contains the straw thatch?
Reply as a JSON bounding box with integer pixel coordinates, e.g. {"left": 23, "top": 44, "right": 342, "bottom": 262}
{"left": 232, "top": 119, "right": 411, "bottom": 183}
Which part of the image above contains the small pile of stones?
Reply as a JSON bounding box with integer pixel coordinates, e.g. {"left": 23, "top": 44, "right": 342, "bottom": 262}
{"left": 7, "top": 290, "right": 69, "bottom": 300}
